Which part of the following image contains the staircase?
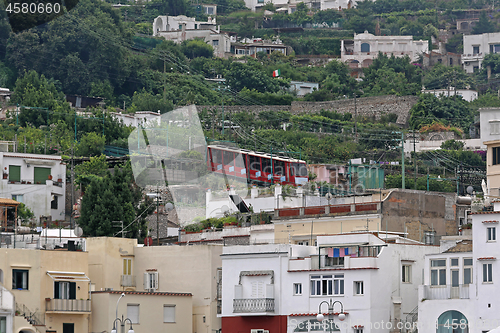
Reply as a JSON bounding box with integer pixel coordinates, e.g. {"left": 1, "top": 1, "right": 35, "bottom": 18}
{"left": 402, "top": 306, "right": 418, "bottom": 333}
{"left": 16, "top": 302, "right": 45, "bottom": 333}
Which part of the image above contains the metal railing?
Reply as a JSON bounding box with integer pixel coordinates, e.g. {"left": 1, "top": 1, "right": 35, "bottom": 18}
{"left": 402, "top": 306, "right": 418, "bottom": 333}
{"left": 121, "top": 275, "right": 136, "bottom": 287}
{"left": 45, "top": 299, "right": 91, "bottom": 312}
{"left": 423, "top": 284, "right": 470, "bottom": 300}
{"left": 233, "top": 298, "right": 275, "bottom": 313}
{"left": 16, "top": 302, "right": 44, "bottom": 326}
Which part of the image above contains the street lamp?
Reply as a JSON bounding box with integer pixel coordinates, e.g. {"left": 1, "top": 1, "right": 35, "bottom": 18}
{"left": 316, "top": 299, "right": 345, "bottom": 332}
{"left": 111, "top": 315, "right": 134, "bottom": 333}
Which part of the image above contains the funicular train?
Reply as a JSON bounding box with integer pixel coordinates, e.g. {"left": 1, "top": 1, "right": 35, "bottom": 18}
{"left": 207, "top": 145, "right": 309, "bottom": 186}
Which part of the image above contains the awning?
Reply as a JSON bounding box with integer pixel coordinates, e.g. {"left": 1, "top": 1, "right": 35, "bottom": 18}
{"left": 46, "top": 271, "right": 90, "bottom": 282}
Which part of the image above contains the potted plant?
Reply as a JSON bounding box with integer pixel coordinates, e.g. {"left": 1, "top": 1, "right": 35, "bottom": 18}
{"left": 2, "top": 173, "right": 7, "bottom": 179}
{"left": 57, "top": 178, "right": 62, "bottom": 182}
{"left": 48, "top": 175, "right": 53, "bottom": 180}
{"left": 21, "top": 181, "right": 26, "bottom": 184}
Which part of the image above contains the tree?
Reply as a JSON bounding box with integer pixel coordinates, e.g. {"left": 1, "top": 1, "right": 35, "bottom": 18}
{"left": 225, "top": 60, "right": 280, "bottom": 93}
{"left": 180, "top": 39, "right": 214, "bottom": 59}
{"left": 423, "top": 64, "right": 473, "bottom": 90}
{"left": 128, "top": 89, "right": 174, "bottom": 113}
{"left": 441, "top": 139, "right": 465, "bottom": 150}
{"left": 75, "top": 154, "right": 109, "bottom": 190}
{"left": 17, "top": 203, "right": 34, "bottom": 225}
{"left": 77, "top": 132, "right": 105, "bottom": 157}
{"left": 472, "top": 11, "right": 495, "bottom": 35}
{"left": 79, "top": 163, "right": 155, "bottom": 239}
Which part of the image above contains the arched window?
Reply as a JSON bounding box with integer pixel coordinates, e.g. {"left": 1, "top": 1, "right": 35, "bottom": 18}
{"left": 361, "top": 43, "right": 370, "bottom": 53}
{"left": 436, "top": 310, "right": 469, "bottom": 333}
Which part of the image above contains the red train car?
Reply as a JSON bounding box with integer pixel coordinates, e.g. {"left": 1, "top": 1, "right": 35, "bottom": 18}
{"left": 207, "top": 145, "right": 309, "bottom": 186}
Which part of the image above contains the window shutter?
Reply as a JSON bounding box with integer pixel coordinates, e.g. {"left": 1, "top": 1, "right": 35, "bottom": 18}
{"left": 69, "top": 282, "right": 77, "bottom": 299}
{"left": 143, "top": 273, "right": 149, "bottom": 290}
{"left": 54, "top": 282, "right": 60, "bottom": 299}
{"left": 153, "top": 272, "right": 159, "bottom": 290}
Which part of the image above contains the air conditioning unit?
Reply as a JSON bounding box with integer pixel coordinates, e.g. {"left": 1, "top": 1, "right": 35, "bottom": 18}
{"left": 250, "top": 330, "right": 266, "bottom": 333}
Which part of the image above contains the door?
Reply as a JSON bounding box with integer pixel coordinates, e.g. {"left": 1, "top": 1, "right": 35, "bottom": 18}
{"left": 63, "top": 323, "right": 74, "bottom": 333}
{"left": 451, "top": 270, "right": 459, "bottom": 298}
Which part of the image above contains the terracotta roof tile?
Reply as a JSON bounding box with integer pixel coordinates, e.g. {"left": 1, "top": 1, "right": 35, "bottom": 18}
{"left": 92, "top": 290, "right": 192, "bottom": 296}
{"left": 444, "top": 240, "right": 472, "bottom": 253}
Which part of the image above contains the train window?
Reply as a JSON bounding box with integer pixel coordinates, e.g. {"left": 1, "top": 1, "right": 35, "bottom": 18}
{"left": 274, "top": 160, "right": 285, "bottom": 175}
{"left": 262, "top": 158, "right": 272, "bottom": 174}
{"left": 213, "top": 149, "right": 222, "bottom": 164}
{"left": 292, "top": 163, "right": 308, "bottom": 177}
{"left": 223, "top": 151, "right": 234, "bottom": 166}
{"left": 235, "top": 153, "right": 246, "bottom": 169}
{"left": 250, "top": 155, "right": 261, "bottom": 171}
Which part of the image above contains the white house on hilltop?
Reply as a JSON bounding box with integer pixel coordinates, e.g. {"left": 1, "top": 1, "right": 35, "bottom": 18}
{"left": 221, "top": 232, "right": 439, "bottom": 333}
{"left": 341, "top": 32, "right": 428, "bottom": 77}
{"left": 0, "top": 152, "right": 65, "bottom": 223}
{"left": 462, "top": 32, "right": 500, "bottom": 73}
{"left": 153, "top": 15, "right": 231, "bottom": 58}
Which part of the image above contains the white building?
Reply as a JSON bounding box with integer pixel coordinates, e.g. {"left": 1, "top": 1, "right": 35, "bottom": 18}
{"left": 341, "top": 32, "right": 428, "bottom": 74}
{"left": 289, "top": 81, "right": 319, "bottom": 97}
{"left": 417, "top": 200, "right": 500, "bottom": 333}
{"left": 0, "top": 153, "right": 65, "bottom": 223}
{"left": 221, "top": 232, "right": 439, "bottom": 333}
{"left": 0, "top": 285, "right": 14, "bottom": 333}
{"left": 152, "top": 15, "right": 231, "bottom": 58}
{"left": 110, "top": 111, "right": 161, "bottom": 128}
{"left": 462, "top": 32, "right": 500, "bottom": 73}
{"left": 421, "top": 88, "right": 478, "bottom": 102}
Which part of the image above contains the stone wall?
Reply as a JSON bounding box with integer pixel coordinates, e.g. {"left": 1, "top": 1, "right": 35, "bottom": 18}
{"left": 198, "top": 95, "right": 418, "bottom": 127}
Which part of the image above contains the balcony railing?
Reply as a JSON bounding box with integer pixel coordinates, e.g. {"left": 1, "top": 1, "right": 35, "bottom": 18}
{"left": 45, "top": 299, "right": 91, "bottom": 312}
{"left": 423, "top": 284, "right": 470, "bottom": 300}
{"left": 121, "top": 275, "right": 136, "bottom": 287}
{"left": 233, "top": 298, "right": 275, "bottom": 313}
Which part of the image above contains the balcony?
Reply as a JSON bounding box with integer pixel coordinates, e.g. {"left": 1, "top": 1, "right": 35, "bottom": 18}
{"left": 121, "top": 275, "right": 136, "bottom": 287}
{"left": 45, "top": 299, "right": 91, "bottom": 313}
{"left": 422, "top": 284, "right": 470, "bottom": 300}
{"left": 233, "top": 298, "right": 275, "bottom": 313}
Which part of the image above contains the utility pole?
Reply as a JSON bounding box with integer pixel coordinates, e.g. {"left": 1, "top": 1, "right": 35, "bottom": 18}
{"left": 163, "top": 51, "right": 167, "bottom": 103}
{"left": 156, "top": 185, "right": 160, "bottom": 246}
{"left": 402, "top": 131, "right": 405, "bottom": 189}
{"left": 354, "top": 94, "right": 358, "bottom": 143}
{"left": 413, "top": 131, "right": 417, "bottom": 190}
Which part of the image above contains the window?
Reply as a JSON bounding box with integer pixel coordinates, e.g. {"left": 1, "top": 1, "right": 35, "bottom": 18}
{"left": 431, "top": 259, "right": 446, "bottom": 286}
{"left": 493, "top": 147, "right": 500, "bottom": 165}
{"left": 473, "top": 46, "right": 480, "bottom": 55}
{"left": 213, "top": 40, "right": 219, "bottom": 46}
{"left": 9, "top": 165, "right": 20, "bottom": 182}
{"left": 54, "top": 281, "right": 76, "bottom": 299}
{"left": 11, "top": 194, "right": 23, "bottom": 203}
{"left": 298, "top": 241, "right": 309, "bottom": 246}
{"left": 324, "top": 257, "right": 344, "bottom": 267}
{"left": 274, "top": 160, "right": 285, "bottom": 176}
{"left": 144, "top": 271, "right": 158, "bottom": 291}
{"left": 354, "top": 329, "right": 363, "bottom": 333}
{"left": 483, "top": 263, "right": 493, "bottom": 283}
{"left": 491, "top": 122, "right": 500, "bottom": 135}
{"left": 402, "top": 265, "right": 412, "bottom": 283}
{"left": 354, "top": 281, "right": 364, "bottom": 295}
{"left": 262, "top": 158, "right": 271, "bottom": 174}
{"left": 51, "top": 195, "right": 58, "bottom": 209}
{"left": 194, "top": 24, "right": 198, "bottom": 29}
{"left": 34, "top": 167, "right": 51, "bottom": 184}
{"left": 163, "top": 305, "right": 175, "bottom": 323}
{"left": 178, "top": 24, "right": 182, "bottom": 30}
{"left": 12, "top": 269, "right": 28, "bottom": 290}
{"left": 450, "top": 58, "right": 453, "bottom": 65}
{"left": 249, "top": 155, "right": 261, "bottom": 171}
{"left": 123, "top": 258, "right": 132, "bottom": 275}
{"left": 293, "top": 283, "right": 302, "bottom": 295}
{"left": 0, "top": 316, "right": 6, "bottom": 333}
{"left": 488, "top": 227, "right": 496, "bottom": 241}
{"left": 464, "top": 258, "right": 473, "bottom": 284}
{"left": 62, "top": 323, "right": 74, "bottom": 333}
{"left": 451, "top": 258, "right": 459, "bottom": 267}
{"left": 127, "top": 304, "right": 139, "bottom": 324}
{"left": 310, "top": 274, "right": 344, "bottom": 296}
{"left": 360, "top": 43, "right": 370, "bottom": 52}
{"left": 206, "top": 7, "right": 214, "bottom": 14}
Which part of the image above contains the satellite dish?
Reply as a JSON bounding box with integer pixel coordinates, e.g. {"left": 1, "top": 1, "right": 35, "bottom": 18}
{"left": 74, "top": 226, "right": 83, "bottom": 237}
{"left": 221, "top": 205, "right": 230, "bottom": 214}
{"left": 467, "top": 186, "right": 474, "bottom": 195}
{"left": 165, "top": 202, "right": 174, "bottom": 211}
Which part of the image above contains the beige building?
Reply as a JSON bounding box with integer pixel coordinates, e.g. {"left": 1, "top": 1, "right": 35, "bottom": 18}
{"left": 91, "top": 291, "right": 192, "bottom": 333}
{"left": 0, "top": 248, "right": 90, "bottom": 333}
{"left": 134, "top": 245, "right": 222, "bottom": 333}
{"left": 485, "top": 139, "right": 500, "bottom": 197}
{"left": 86, "top": 237, "right": 223, "bottom": 333}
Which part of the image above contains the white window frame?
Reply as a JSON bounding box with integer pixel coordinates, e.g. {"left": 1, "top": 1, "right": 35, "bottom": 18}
{"left": 402, "top": 264, "right": 412, "bottom": 283}
{"left": 483, "top": 263, "right": 493, "bottom": 283}
{"left": 431, "top": 259, "right": 447, "bottom": 286}
{"left": 310, "top": 274, "right": 344, "bottom": 296}
{"left": 127, "top": 304, "right": 140, "bottom": 324}
{"left": 144, "top": 271, "right": 159, "bottom": 291}
{"left": 354, "top": 329, "right": 364, "bottom": 333}
{"left": 488, "top": 227, "right": 496, "bottom": 242}
{"left": 354, "top": 281, "right": 364, "bottom": 295}
{"left": 163, "top": 305, "right": 175, "bottom": 323}
{"left": 293, "top": 283, "right": 302, "bottom": 295}
{"left": 464, "top": 258, "right": 473, "bottom": 284}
